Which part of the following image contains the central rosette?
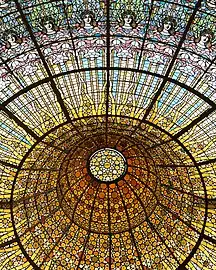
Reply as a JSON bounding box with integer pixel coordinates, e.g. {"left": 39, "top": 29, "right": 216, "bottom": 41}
{"left": 56, "top": 133, "right": 160, "bottom": 234}
{"left": 88, "top": 148, "right": 127, "bottom": 183}
{"left": 12, "top": 119, "right": 204, "bottom": 268}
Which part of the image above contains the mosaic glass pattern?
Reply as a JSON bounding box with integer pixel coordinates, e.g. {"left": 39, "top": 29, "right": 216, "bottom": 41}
{"left": 89, "top": 148, "right": 127, "bottom": 182}
{"left": 0, "top": 0, "right": 216, "bottom": 269}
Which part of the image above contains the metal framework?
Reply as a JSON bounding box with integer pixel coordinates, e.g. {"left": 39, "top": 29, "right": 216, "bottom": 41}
{"left": 0, "top": 0, "right": 216, "bottom": 269}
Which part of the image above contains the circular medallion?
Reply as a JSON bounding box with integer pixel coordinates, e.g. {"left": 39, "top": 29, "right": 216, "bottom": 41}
{"left": 88, "top": 148, "right": 127, "bottom": 183}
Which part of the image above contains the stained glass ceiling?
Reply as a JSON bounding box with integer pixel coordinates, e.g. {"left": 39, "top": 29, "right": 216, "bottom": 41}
{"left": 0, "top": 0, "right": 216, "bottom": 269}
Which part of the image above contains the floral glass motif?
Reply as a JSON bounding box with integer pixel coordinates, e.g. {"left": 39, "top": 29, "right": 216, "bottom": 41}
{"left": 89, "top": 148, "right": 127, "bottom": 182}
{"left": 0, "top": 0, "right": 216, "bottom": 269}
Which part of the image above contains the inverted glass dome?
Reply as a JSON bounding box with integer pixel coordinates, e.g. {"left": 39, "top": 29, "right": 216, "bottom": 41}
{"left": 0, "top": 0, "right": 216, "bottom": 269}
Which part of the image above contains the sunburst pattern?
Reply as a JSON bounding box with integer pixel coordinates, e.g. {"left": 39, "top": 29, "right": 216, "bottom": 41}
{"left": 0, "top": 0, "right": 216, "bottom": 269}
